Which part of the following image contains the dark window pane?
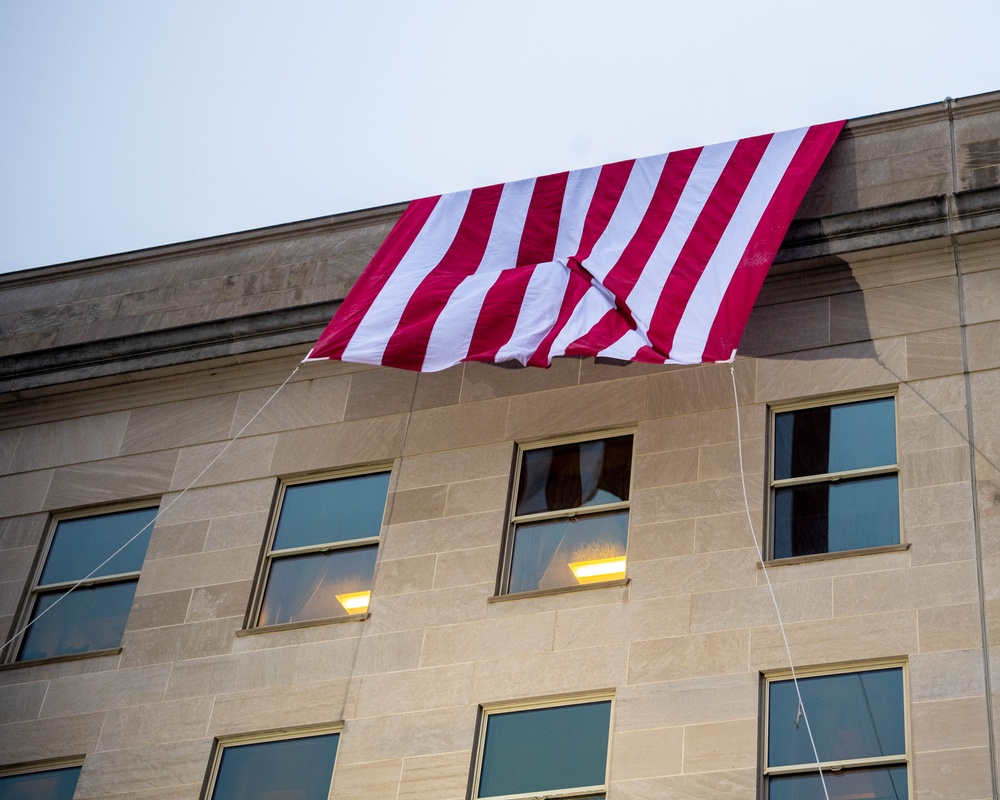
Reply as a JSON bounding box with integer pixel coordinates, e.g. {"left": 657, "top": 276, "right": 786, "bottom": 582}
{"left": 774, "top": 398, "right": 895, "bottom": 480}
{"left": 211, "top": 734, "right": 339, "bottom": 800}
{"left": 508, "top": 511, "right": 628, "bottom": 594}
{"left": 259, "top": 545, "right": 378, "bottom": 626}
{"left": 772, "top": 475, "right": 899, "bottom": 558}
{"left": 478, "top": 702, "right": 611, "bottom": 798}
{"left": 18, "top": 580, "right": 138, "bottom": 661}
{"left": 768, "top": 765, "right": 908, "bottom": 800}
{"left": 516, "top": 436, "right": 632, "bottom": 516}
{"left": 768, "top": 669, "right": 905, "bottom": 767}
{"left": 273, "top": 473, "right": 390, "bottom": 550}
{"left": 0, "top": 767, "right": 81, "bottom": 800}
{"left": 39, "top": 507, "right": 156, "bottom": 584}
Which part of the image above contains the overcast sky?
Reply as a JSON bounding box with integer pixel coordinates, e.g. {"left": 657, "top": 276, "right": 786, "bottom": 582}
{"left": 1, "top": 0, "right": 997, "bottom": 274}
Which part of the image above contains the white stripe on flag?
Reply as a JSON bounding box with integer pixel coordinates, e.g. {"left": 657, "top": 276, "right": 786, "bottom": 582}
{"left": 553, "top": 166, "right": 602, "bottom": 259}
{"left": 668, "top": 127, "right": 808, "bottom": 362}
{"left": 422, "top": 179, "right": 536, "bottom": 370}
{"left": 494, "top": 262, "right": 571, "bottom": 364}
{"left": 342, "top": 190, "right": 472, "bottom": 364}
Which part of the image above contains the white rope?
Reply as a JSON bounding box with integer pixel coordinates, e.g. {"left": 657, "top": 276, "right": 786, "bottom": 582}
{"left": 3, "top": 362, "right": 303, "bottom": 657}
{"left": 729, "top": 362, "right": 830, "bottom": 800}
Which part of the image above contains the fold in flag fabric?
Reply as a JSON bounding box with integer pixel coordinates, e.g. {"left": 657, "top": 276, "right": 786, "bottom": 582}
{"left": 309, "top": 121, "right": 844, "bottom": 372}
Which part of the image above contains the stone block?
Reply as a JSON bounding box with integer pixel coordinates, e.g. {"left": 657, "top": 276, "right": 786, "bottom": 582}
{"left": 411, "top": 367, "right": 463, "bottom": 410}
{"left": 909, "top": 519, "right": 977, "bottom": 566}
{"left": 909, "top": 649, "right": 987, "bottom": 702}
{"left": 145, "top": 520, "right": 209, "bottom": 560}
{"left": 615, "top": 673, "right": 758, "bottom": 730}
{"left": 554, "top": 595, "right": 690, "bottom": 650}
{"left": 443, "top": 475, "right": 509, "bottom": 517}
{"left": 155, "top": 480, "right": 274, "bottom": 526}
{"left": 906, "top": 327, "right": 965, "bottom": 381}
{"left": 694, "top": 512, "right": 760, "bottom": 554}
{"left": 0, "top": 512, "right": 46, "bottom": 549}
{"left": 0, "top": 679, "right": 47, "bottom": 724}
{"left": 420, "top": 613, "right": 556, "bottom": 668}
{"left": 373, "top": 554, "right": 438, "bottom": 596}
{"left": 628, "top": 630, "right": 748, "bottom": 685}
{"left": 903, "top": 481, "right": 975, "bottom": 528}
{"left": 750, "top": 610, "right": 918, "bottom": 671}
{"left": 609, "top": 726, "right": 684, "bottom": 780}
{"left": 9, "top": 411, "right": 129, "bottom": 472}
{"left": 902, "top": 445, "right": 971, "bottom": 489}
{"left": 72, "top": 739, "right": 211, "bottom": 798}
{"left": 231, "top": 374, "right": 350, "bottom": 435}
{"left": 461, "top": 358, "right": 581, "bottom": 402}
{"left": 366, "top": 582, "right": 490, "bottom": 634}
{"left": 355, "top": 663, "right": 473, "bottom": 717}
{"left": 0, "top": 712, "right": 104, "bottom": 764}
{"left": 911, "top": 696, "right": 991, "bottom": 752}
{"left": 646, "top": 360, "right": 754, "bottom": 419}
{"left": 136, "top": 545, "right": 259, "bottom": 596}
{"left": 388, "top": 485, "right": 448, "bottom": 524}
{"left": 609, "top": 768, "right": 755, "bottom": 799}
{"left": 691, "top": 579, "right": 832, "bottom": 634}
{"left": 966, "top": 321, "right": 1000, "bottom": 372}
{"left": 97, "top": 697, "right": 213, "bottom": 751}
{"left": 404, "top": 399, "right": 510, "bottom": 456}
{"left": 380, "top": 511, "right": 505, "bottom": 560}
{"left": 627, "top": 519, "right": 696, "bottom": 562}
{"left": 344, "top": 368, "right": 419, "bottom": 420}
{"left": 911, "top": 746, "right": 993, "bottom": 800}
{"left": 0, "top": 470, "right": 54, "bottom": 517}
{"left": 632, "top": 476, "right": 759, "bottom": 525}
{"left": 45, "top": 450, "right": 179, "bottom": 510}
{"left": 207, "top": 678, "right": 353, "bottom": 737}
{"left": 632, "top": 448, "right": 699, "bottom": 489}
{"left": 204, "top": 511, "right": 269, "bottom": 552}
{"left": 119, "top": 618, "right": 237, "bottom": 667}
{"left": 432, "top": 546, "right": 501, "bottom": 590}
{"left": 472, "top": 644, "right": 628, "bottom": 704}
{"left": 506, "top": 379, "right": 646, "bottom": 441}
{"left": 169, "top": 436, "right": 276, "bottom": 491}
{"left": 628, "top": 548, "right": 759, "bottom": 602}
{"left": 336, "top": 705, "right": 476, "bottom": 764}
{"left": 963, "top": 267, "right": 1000, "bottom": 325}
{"left": 119, "top": 395, "right": 239, "bottom": 455}
{"left": 186, "top": 581, "right": 250, "bottom": 623}
{"left": 126, "top": 588, "right": 193, "bottom": 631}
{"left": 328, "top": 758, "right": 402, "bottom": 800}
{"left": 833, "top": 560, "right": 978, "bottom": 617}
{"left": 740, "top": 297, "right": 831, "bottom": 358}
{"left": 397, "top": 750, "right": 471, "bottom": 800}
{"left": 39, "top": 664, "right": 172, "bottom": 717}
{"left": 485, "top": 581, "right": 629, "bottom": 618}
{"left": 682, "top": 718, "right": 757, "bottom": 773}
{"left": 395, "top": 443, "right": 513, "bottom": 492}
{"left": 269, "top": 414, "right": 408, "bottom": 474}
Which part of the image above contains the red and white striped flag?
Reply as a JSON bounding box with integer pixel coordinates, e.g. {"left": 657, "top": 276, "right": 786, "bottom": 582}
{"left": 309, "top": 121, "right": 843, "bottom": 372}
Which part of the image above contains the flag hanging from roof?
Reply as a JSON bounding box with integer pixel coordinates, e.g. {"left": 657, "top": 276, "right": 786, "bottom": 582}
{"left": 309, "top": 121, "right": 844, "bottom": 372}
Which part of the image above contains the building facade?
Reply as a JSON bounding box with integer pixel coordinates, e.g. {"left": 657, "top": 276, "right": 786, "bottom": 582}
{"left": 1, "top": 91, "right": 1000, "bottom": 799}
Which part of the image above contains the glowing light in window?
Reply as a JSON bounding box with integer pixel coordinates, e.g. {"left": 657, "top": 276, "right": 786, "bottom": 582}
{"left": 568, "top": 556, "right": 626, "bottom": 584}
{"left": 335, "top": 590, "right": 371, "bottom": 614}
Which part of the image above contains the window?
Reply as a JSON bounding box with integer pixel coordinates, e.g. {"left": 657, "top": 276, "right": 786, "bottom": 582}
{"left": 502, "top": 434, "right": 633, "bottom": 595}
{"left": 769, "top": 396, "right": 899, "bottom": 559}
{"left": 473, "top": 698, "right": 612, "bottom": 799}
{"left": 253, "top": 471, "right": 390, "bottom": 626}
{"left": 0, "top": 765, "right": 81, "bottom": 800}
{"left": 764, "top": 666, "right": 908, "bottom": 800}
{"left": 10, "top": 505, "right": 156, "bottom": 662}
{"left": 205, "top": 731, "right": 339, "bottom": 800}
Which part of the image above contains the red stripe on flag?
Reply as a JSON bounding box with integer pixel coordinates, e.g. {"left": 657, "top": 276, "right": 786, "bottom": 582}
{"left": 380, "top": 184, "right": 505, "bottom": 370}
{"left": 311, "top": 196, "right": 440, "bottom": 360}
{"left": 646, "top": 135, "right": 771, "bottom": 356}
{"left": 701, "top": 121, "right": 845, "bottom": 361}
{"left": 466, "top": 173, "right": 569, "bottom": 361}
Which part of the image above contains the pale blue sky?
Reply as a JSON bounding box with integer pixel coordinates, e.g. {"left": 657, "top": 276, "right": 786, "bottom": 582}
{"left": 1, "top": 0, "right": 997, "bottom": 273}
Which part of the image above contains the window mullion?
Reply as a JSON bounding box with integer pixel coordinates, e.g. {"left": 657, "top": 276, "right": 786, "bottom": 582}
{"left": 36, "top": 571, "right": 140, "bottom": 592}
{"left": 765, "top": 753, "right": 909, "bottom": 776}
{"left": 771, "top": 463, "right": 898, "bottom": 489}
{"left": 269, "top": 536, "right": 379, "bottom": 558}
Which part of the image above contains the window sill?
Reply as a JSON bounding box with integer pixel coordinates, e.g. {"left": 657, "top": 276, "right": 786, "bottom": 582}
{"left": 488, "top": 577, "right": 630, "bottom": 603}
{"left": 760, "top": 542, "right": 910, "bottom": 568}
{"left": 0, "top": 646, "right": 122, "bottom": 671}
{"left": 237, "top": 613, "right": 370, "bottom": 636}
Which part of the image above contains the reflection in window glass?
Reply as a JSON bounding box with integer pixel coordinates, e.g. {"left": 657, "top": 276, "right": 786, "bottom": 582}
{"left": 771, "top": 397, "right": 897, "bottom": 559}
{"left": 16, "top": 507, "right": 156, "bottom": 662}
{"left": 765, "top": 668, "right": 907, "bottom": 799}
{"left": 0, "top": 766, "right": 81, "bottom": 800}
{"left": 507, "top": 436, "right": 632, "bottom": 594}
{"left": 256, "top": 473, "right": 389, "bottom": 626}
{"left": 210, "top": 734, "right": 338, "bottom": 800}
{"left": 478, "top": 701, "right": 611, "bottom": 799}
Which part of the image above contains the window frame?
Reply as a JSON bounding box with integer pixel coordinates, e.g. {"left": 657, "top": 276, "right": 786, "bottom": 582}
{"left": 4, "top": 500, "right": 158, "bottom": 664}
{"left": 471, "top": 692, "right": 616, "bottom": 800}
{"left": 761, "top": 662, "right": 910, "bottom": 798}
{"left": 499, "top": 430, "right": 636, "bottom": 597}
{"left": 766, "top": 391, "right": 901, "bottom": 562}
{"left": 0, "top": 757, "right": 84, "bottom": 800}
{"left": 201, "top": 725, "right": 342, "bottom": 800}
{"left": 246, "top": 466, "right": 392, "bottom": 630}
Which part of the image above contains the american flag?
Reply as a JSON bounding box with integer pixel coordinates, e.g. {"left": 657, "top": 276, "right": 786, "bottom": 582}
{"left": 309, "top": 121, "right": 843, "bottom": 372}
